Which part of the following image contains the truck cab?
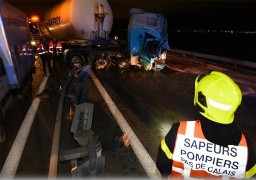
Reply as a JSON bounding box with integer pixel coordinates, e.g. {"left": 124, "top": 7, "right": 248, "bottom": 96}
{"left": 128, "top": 8, "right": 170, "bottom": 71}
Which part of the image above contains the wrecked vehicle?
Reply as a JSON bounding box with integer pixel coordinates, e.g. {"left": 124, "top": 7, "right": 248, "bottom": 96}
{"left": 128, "top": 8, "right": 170, "bottom": 71}
{"left": 30, "top": 0, "right": 169, "bottom": 71}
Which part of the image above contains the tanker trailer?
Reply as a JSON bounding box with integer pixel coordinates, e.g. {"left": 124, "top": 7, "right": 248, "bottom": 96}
{"left": 38, "top": 0, "right": 126, "bottom": 69}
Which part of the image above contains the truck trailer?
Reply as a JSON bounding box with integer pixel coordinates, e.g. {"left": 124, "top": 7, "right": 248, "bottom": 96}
{"left": 0, "top": 0, "right": 35, "bottom": 143}
{"left": 36, "top": 0, "right": 123, "bottom": 70}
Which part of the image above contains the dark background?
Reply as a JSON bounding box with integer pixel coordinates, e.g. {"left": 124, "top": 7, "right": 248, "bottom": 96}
{"left": 6, "top": 0, "right": 256, "bottom": 30}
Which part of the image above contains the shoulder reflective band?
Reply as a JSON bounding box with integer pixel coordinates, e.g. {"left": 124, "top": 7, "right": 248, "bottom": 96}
{"left": 161, "top": 138, "right": 173, "bottom": 160}
{"left": 246, "top": 164, "right": 256, "bottom": 178}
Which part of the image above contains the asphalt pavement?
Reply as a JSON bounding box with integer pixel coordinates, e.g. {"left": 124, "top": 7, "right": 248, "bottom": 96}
{"left": 5, "top": 56, "right": 148, "bottom": 179}
{"left": 1, "top": 53, "right": 256, "bottom": 179}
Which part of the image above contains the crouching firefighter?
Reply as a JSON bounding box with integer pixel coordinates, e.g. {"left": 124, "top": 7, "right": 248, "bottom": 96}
{"left": 156, "top": 71, "right": 256, "bottom": 179}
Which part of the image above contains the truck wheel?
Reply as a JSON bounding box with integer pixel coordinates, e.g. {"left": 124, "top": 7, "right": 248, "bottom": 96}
{"left": 95, "top": 57, "right": 110, "bottom": 70}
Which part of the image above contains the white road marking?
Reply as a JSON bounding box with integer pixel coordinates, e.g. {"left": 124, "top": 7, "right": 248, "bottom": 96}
{"left": 87, "top": 67, "right": 161, "bottom": 179}
{"left": 0, "top": 76, "right": 48, "bottom": 178}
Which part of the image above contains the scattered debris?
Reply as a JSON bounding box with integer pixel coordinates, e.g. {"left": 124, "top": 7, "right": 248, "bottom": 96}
{"left": 122, "top": 133, "right": 130, "bottom": 147}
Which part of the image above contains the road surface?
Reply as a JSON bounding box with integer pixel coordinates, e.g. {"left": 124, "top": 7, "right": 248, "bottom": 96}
{"left": 1, "top": 53, "right": 255, "bottom": 178}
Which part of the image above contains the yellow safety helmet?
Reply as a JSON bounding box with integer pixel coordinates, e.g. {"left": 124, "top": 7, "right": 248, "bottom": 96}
{"left": 194, "top": 71, "right": 242, "bottom": 124}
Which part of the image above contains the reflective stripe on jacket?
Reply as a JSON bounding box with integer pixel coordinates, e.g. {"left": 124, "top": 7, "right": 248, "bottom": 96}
{"left": 37, "top": 45, "right": 48, "bottom": 55}
{"left": 169, "top": 120, "right": 248, "bottom": 179}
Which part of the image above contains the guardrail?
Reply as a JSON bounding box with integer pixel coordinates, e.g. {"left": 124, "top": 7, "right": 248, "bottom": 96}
{"left": 170, "top": 49, "right": 256, "bottom": 69}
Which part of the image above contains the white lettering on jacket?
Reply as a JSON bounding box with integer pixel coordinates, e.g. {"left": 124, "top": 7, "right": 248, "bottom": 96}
{"left": 173, "top": 135, "right": 247, "bottom": 178}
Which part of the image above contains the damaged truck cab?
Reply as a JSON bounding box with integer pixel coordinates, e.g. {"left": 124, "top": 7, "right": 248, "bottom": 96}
{"left": 128, "top": 8, "right": 170, "bottom": 71}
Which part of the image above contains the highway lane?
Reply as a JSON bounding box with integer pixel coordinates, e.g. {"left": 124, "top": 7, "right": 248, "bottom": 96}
{"left": 94, "top": 53, "right": 256, "bottom": 166}
{"left": 1, "top": 53, "right": 256, "bottom": 178}
{"left": 0, "top": 57, "right": 67, "bottom": 178}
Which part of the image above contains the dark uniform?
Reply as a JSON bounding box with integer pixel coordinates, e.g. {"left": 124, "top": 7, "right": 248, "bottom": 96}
{"left": 38, "top": 37, "right": 52, "bottom": 75}
{"left": 52, "top": 38, "right": 58, "bottom": 71}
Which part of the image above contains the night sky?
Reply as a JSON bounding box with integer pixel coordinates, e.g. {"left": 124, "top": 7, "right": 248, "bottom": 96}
{"left": 5, "top": 0, "right": 256, "bottom": 30}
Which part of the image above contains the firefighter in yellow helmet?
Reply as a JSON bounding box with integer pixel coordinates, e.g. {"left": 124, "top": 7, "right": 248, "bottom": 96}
{"left": 156, "top": 71, "right": 256, "bottom": 179}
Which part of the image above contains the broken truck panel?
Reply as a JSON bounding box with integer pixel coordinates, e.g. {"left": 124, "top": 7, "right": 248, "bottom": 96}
{"left": 128, "top": 8, "right": 170, "bottom": 71}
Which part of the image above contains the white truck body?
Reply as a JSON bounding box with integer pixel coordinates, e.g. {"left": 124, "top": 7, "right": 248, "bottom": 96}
{"left": 39, "top": 0, "right": 113, "bottom": 42}
{"left": 0, "top": 0, "right": 35, "bottom": 117}
{"left": 35, "top": 0, "right": 120, "bottom": 69}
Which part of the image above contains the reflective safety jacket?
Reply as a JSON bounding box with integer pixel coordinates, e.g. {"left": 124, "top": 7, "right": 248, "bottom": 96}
{"left": 169, "top": 120, "right": 248, "bottom": 179}
{"left": 37, "top": 43, "right": 48, "bottom": 55}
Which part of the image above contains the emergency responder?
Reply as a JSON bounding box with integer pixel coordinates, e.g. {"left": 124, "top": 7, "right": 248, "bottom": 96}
{"left": 51, "top": 37, "right": 59, "bottom": 72}
{"left": 37, "top": 36, "right": 52, "bottom": 75}
{"left": 156, "top": 71, "right": 256, "bottom": 179}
